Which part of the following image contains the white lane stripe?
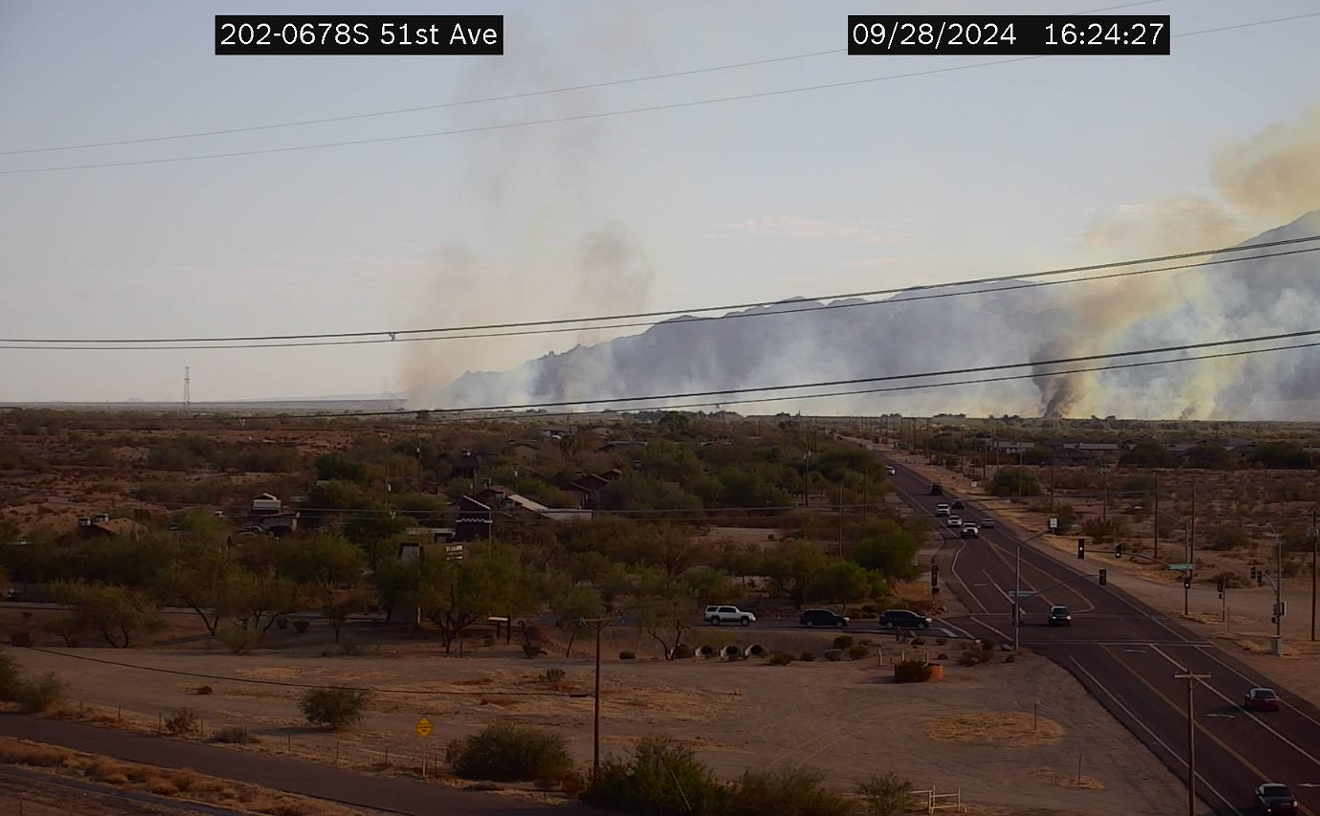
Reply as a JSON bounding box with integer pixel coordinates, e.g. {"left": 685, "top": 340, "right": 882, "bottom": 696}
{"left": 1149, "top": 644, "right": 1320, "bottom": 772}
{"left": 1068, "top": 656, "right": 1242, "bottom": 816}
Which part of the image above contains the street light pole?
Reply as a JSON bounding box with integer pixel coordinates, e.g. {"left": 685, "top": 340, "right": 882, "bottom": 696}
{"left": 580, "top": 617, "right": 613, "bottom": 780}
{"left": 1012, "top": 530, "right": 1049, "bottom": 652}
{"left": 1174, "top": 671, "right": 1210, "bottom": 816}
{"left": 1311, "top": 509, "right": 1317, "bottom": 643}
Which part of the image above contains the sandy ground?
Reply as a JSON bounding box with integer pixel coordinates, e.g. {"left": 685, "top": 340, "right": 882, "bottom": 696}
{"left": 8, "top": 637, "right": 1184, "bottom": 816}
{"left": 0, "top": 772, "right": 205, "bottom": 816}
{"left": 885, "top": 447, "right": 1320, "bottom": 711}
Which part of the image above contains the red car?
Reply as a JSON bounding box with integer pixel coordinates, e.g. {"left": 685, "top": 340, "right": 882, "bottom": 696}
{"left": 1245, "top": 687, "right": 1281, "bottom": 712}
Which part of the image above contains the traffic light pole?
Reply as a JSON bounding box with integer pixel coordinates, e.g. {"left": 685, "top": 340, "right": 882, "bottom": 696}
{"left": 1174, "top": 672, "right": 1211, "bottom": 816}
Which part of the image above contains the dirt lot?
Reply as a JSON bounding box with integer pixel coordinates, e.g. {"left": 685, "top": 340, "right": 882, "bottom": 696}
{"left": 7, "top": 631, "right": 1184, "bottom": 816}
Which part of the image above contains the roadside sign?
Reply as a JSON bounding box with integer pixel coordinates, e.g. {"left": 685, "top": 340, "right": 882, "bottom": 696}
{"left": 416, "top": 717, "right": 434, "bottom": 738}
{"left": 1008, "top": 590, "right": 1038, "bottom": 598}
{"left": 1167, "top": 563, "right": 1195, "bottom": 571}
{"left": 1049, "top": 517, "right": 1058, "bottom": 532}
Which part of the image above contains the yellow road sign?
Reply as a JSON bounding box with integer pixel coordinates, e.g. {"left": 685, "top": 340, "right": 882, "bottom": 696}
{"left": 415, "top": 717, "right": 433, "bottom": 738}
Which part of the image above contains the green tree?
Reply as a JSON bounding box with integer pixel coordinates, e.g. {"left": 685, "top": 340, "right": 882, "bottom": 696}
{"left": 762, "top": 541, "right": 830, "bottom": 608}
{"left": 315, "top": 452, "right": 370, "bottom": 483}
{"left": 806, "top": 561, "right": 887, "bottom": 613}
{"left": 849, "top": 519, "right": 922, "bottom": 581}
{"left": 545, "top": 572, "right": 605, "bottom": 658}
{"left": 322, "top": 590, "right": 371, "bottom": 644}
{"left": 679, "top": 566, "right": 744, "bottom": 605}
{"left": 1247, "top": 442, "right": 1311, "bottom": 469}
{"left": 1120, "top": 442, "right": 1176, "bottom": 468}
{"left": 1184, "top": 443, "right": 1234, "bottom": 470}
{"left": 51, "top": 582, "right": 159, "bottom": 649}
{"left": 414, "top": 544, "right": 531, "bottom": 653}
{"left": 628, "top": 571, "right": 698, "bottom": 660}
{"left": 990, "top": 468, "right": 1042, "bottom": 497}
{"left": 155, "top": 546, "right": 249, "bottom": 637}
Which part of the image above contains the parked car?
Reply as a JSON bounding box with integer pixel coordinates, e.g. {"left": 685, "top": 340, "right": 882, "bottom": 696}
{"left": 1244, "top": 687, "right": 1281, "bottom": 712}
{"left": 1048, "top": 605, "right": 1072, "bottom": 626}
{"left": 951, "top": 500, "right": 964, "bottom": 510}
{"left": 947, "top": 515, "right": 962, "bottom": 527}
{"left": 881, "top": 609, "right": 932, "bottom": 630}
{"left": 1255, "top": 783, "right": 1297, "bottom": 814}
{"left": 800, "top": 609, "right": 850, "bottom": 628}
{"left": 935, "top": 503, "right": 950, "bottom": 517}
{"left": 980, "top": 518, "right": 997, "bottom": 529}
{"left": 886, "top": 465, "right": 897, "bottom": 475}
{"left": 705, "top": 605, "right": 756, "bottom": 626}
{"left": 960, "top": 524, "right": 980, "bottom": 539}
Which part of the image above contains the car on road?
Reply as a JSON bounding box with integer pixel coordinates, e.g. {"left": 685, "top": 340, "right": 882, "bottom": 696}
{"left": 705, "top": 605, "right": 756, "bottom": 626}
{"left": 935, "top": 503, "right": 950, "bottom": 517}
{"left": 1255, "top": 783, "right": 1297, "bottom": 813}
{"left": 800, "top": 609, "right": 850, "bottom": 628}
{"left": 960, "top": 524, "right": 980, "bottom": 538}
{"left": 929, "top": 483, "right": 943, "bottom": 496}
{"left": 881, "top": 609, "right": 932, "bottom": 630}
{"left": 886, "top": 465, "right": 896, "bottom": 475}
{"left": 951, "top": 500, "right": 964, "bottom": 510}
{"left": 947, "top": 515, "right": 962, "bottom": 526}
{"left": 1244, "top": 687, "right": 1281, "bottom": 712}
{"left": 980, "top": 518, "right": 996, "bottom": 529}
{"left": 1048, "top": 605, "right": 1072, "bottom": 626}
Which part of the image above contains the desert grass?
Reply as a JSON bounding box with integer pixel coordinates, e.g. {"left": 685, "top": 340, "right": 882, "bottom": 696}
{"left": 925, "top": 712, "right": 1064, "bottom": 748}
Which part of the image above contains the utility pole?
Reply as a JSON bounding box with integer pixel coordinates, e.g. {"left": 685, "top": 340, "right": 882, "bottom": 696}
{"left": 1311, "top": 508, "right": 1317, "bottom": 642}
{"left": 1101, "top": 466, "right": 1108, "bottom": 524}
{"left": 1266, "top": 524, "right": 1285, "bottom": 656}
{"left": 183, "top": 366, "right": 191, "bottom": 416}
{"left": 580, "top": 617, "right": 612, "bottom": 780}
{"left": 838, "top": 484, "right": 844, "bottom": 558}
{"left": 1049, "top": 445, "right": 1056, "bottom": 514}
{"left": 1154, "top": 471, "right": 1160, "bottom": 559}
{"left": 1173, "top": 671, "right": 1210, "bottom": 816}
{"left": 1011, "top": 531, "right": 1049, "bottom": 652}
{"left": 862, "top": 463, "right": 868, "bottom": 520}
{"left": 1018, "top": 449, "right": 1024, "bottom": 501}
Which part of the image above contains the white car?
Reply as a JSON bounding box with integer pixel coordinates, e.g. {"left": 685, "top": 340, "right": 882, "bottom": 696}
{"left": 947, "top": 515, "right": 962, "bottom": 527}
{"left": 935, "top": 503, "right": 950, "bottom": 517}
{"left": 704, "top": 605, "right": 756, "bottom": 626}
{"left": 886, "top": 465, "right": 897, "bottom": 475}
{"left": 960, "top": 524, "right": 980, "bottom": 539}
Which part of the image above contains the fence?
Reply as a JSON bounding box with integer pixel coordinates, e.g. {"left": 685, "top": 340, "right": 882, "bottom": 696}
{"left": 910, "top": 786, "right": 965, "bottom": 814}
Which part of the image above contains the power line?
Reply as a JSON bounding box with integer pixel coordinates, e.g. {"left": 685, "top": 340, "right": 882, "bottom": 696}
{"left": 4, "top": 9, "right": 1314, "bottom": 178}
{"left": 4, "top": 236, "right": 1317, "bottom": 348}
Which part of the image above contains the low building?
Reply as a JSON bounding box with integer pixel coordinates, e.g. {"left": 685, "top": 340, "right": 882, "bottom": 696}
{"left": 449, "top": 450, "right": 482, "bottom": 481}
{"left": 249, "top": 493, "right": 283, "bottom": 515}
{"left": 454, "top": 495, "right": 492, "bottom": 542}
{"left": 78, "top": 516, "right": 147, "bottom": 540}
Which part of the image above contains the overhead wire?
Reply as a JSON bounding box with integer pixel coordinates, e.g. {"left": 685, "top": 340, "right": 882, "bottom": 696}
{"left": 3, "top": 237, "right": 1317, "bottom": 348}
{"left": 3, "top": 10, "right": 1317, "bottom": 177}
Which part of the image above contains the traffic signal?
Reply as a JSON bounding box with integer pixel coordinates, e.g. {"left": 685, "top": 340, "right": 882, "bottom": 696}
{"left": 1183, "top": 576, "right": 1192, "bottom": 590}
{"left": 1114, "top": 543, "right": 1123, "bottom": 559}
{"left": 1250, "top": 566, "right": 1258, "bottom": 582}
{"left": 930, "top": 564, "right": 939, "bottom": 587}
{"left": 1099, "top": 568, "right": 1107, "bottom": 586}
{"left": 1077, "top": 539, "right": 1086, "bottom": 560}
{"left": 1216, "top": 577, "right": 1225, "bottom": 598}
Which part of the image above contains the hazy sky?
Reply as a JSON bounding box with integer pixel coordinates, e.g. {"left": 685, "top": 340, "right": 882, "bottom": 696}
{"left": 1, "top": 0, "right": 1318, "bottom": 403}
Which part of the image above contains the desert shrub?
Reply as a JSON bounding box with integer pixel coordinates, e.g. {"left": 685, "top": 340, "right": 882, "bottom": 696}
{"left": 17, "top": 673, "right": 65, "bottom": 713}
{"left": 910, "top": 637, "right": 925, "bottom": 646}
{"left": 1005, "top": 653, "right": 1016, "bottom": 663}
{"left": 823, "top": 649, "right": 844, "bottom": 662}
{"left": 43, "top": 615, "right": 85, "bottom": 647}
{"left": 216, "top": 624, "right": 262, "bottom": 655}
{"left": 583, "top": 737, "right": 733, "bottom": 814}
{"left": 858, "top": 638, "right": 872, "bottom": 646}
{"left": 293, "top": 620, "right": 310, "bottom": 634}
{"left": 858, "top": 772, "right": 915, "bottom": 816}
{"left": 163, "top": 707, "right": 199, "bottom": 735}
{"left": 958, "top": 651, "right": 979, "bottom": 667}
{"left": 299, "top": 687, "right": 370, "bottom": 730}
{"left": 893, "top": 660, "right": 933, "bottom": 683}
{"left": 523, "top": 644, "right": 542, "bottom": 659}
{"left": 446, "top": 724, "right": 572, "bottom": 785}
{"left": 338, "top": 634, "right": 365, "bottom": 656}
{"left": 934, "top": 636, "right": 947, "bottom": 645}
{"left": 208, "top": 726, "right": 255, "bottom": 745}
{"left": 734, "top": 765, "right": 854, "bottom": 816}
{"left": 990, "top": 468, "right": 1041, "bottom": 497}
{"left": 0, "top": 652, "right": 22, "bottom": 700}
{"left": 768, "top": 651, "right": 795, "bottom": 666}
{"left": 9, "top": 631, "right": 32, "bottom": 648}
{"left": 832, "top": 635, "right": 854, "bottom": 649}
{"left": 618, "top": 651, "right": 636, "bottom": 660}
{"left": 978, "top": 638, "right": 997, "bottom": 651}
{"left": 936, "top": 653, "right": 948, "bottom": 660}
{"left": 672, "top": 644, "right": 695, "bottom": 660}
{"left": 848, "top": 644, "right": 871, "bottom": 660}
{"left": 543, "top": 668, "right": 566, "bottom": 684}
{"left": 799, "top": 651, "right": 816, "bottom": 662}
{"left": 1209, "top": 526, "right": 1252, "bottom": 551}
{"left": 194, "top": 685, "right": 213, "bottom": 696}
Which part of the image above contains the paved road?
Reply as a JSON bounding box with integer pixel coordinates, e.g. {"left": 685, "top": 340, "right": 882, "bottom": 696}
{"left": 881, "top": 454, "right": 1320, "bottom": 816}
{"left": 0, "top": 715, "right": 594, "bottom": 816}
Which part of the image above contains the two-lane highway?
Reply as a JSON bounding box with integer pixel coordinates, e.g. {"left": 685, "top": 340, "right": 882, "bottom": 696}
{"left": 883, "top": 454, "right": 1320, "bottom": 815}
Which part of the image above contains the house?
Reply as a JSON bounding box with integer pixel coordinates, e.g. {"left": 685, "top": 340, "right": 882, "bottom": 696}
{"left": 562, "top": 472, "right": 612, "bottom": 509}
{"left": 249, "top": 493, "right": 282, "bottom": 515}
{"left": 475, "top": 483, "right": 592, "bottom": 523}
{"left": 454, "top": 495, "right": 492, "bottom": 542}
{"left": 78, "top": 516, "right": 147, "bottom": 540}
{"left": 597, "top": 440, "right": 647, "bottom": 453}
{"left": 449, "top": 450, "right": 481, "bottom": 481}
{"left": 255, "top": 511, "right": 299, "bottom": 537}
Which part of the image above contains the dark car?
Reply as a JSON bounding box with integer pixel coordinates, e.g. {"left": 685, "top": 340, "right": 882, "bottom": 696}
{"left": 929, "top": 483, "right": 943, "bottom": 496}
{"left": 881, "top": 609, "right": 932, "bottom": 630}
{"left": 1048, "top": 605, "right": 1072, "bottom": 626}
{"left": 1245, "top": 687, "right": 1282, "bottom": 712}
{"left": 800, "top": 609, "right": 850, "bottom": 628}
{"left": 951, "top": 500, "right": 964, "bottom": 510}
{"left": 980, "top": 518, "right": 997, "bottom": 529}
{"left": 1255, "top": 783, "right": 1297, "bottom": 814}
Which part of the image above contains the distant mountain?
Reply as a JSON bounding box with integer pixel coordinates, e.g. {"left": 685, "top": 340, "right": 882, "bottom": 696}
{"left": 422, "top": 210, "right": 1320, "bottom": 420}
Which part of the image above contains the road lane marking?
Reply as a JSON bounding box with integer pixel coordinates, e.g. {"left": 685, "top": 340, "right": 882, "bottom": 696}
{"left": 1149, "top": 645, "right": 1320, "bottom": 772}
{"left": 1100, "top": 646, "right": 1317, "bottom": 816}
{"left": 1067, "top": 655, "right": 1242, "bottom": 816}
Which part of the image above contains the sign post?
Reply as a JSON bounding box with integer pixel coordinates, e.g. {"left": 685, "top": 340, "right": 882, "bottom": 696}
{"left": 416, "top": 717, "right": 433, "bottom": 778}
